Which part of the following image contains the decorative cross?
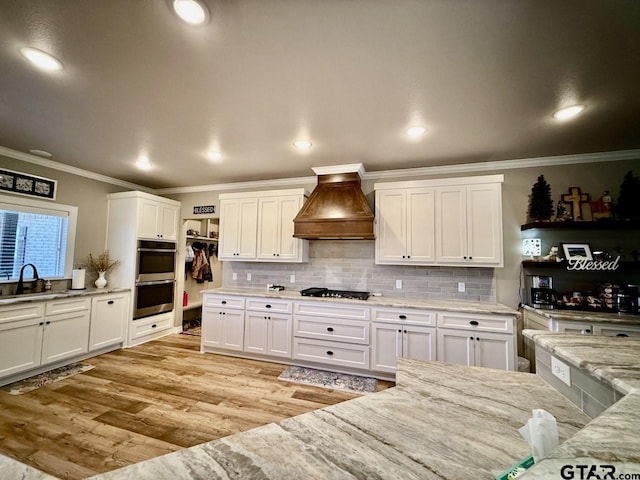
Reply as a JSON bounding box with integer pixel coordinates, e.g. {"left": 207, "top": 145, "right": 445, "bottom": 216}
{"left": 561, "top": 187, "right": 590, "bottom": 220}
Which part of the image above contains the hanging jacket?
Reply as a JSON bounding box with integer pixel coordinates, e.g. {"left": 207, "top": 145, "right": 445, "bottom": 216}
{"left": 191, "top": 248, "right": 209, "bottom": 282}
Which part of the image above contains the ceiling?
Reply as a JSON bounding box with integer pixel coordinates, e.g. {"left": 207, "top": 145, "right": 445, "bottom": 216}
{"left": 1, "top": 0, "right": 639, "bottom": 190}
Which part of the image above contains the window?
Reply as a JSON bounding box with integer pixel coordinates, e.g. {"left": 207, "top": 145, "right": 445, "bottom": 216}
{"left": 0, "top": 194, "right": 77, "bottom": 282}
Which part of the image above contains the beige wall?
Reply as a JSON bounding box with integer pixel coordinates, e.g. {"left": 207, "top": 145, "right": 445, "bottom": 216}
{"left": 1, "top": 155, "right": 128, "bottom": 270}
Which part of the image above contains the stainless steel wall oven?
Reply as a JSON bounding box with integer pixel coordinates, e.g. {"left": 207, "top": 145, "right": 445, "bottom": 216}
{"left": 134, "top": 240, "right": 176, "bottom": 319}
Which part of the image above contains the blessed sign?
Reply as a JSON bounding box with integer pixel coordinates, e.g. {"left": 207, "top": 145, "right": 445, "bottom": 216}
{"left": 566, "top": 256, "right": 621, "bottom": 271}
{"left": 193, "top": 205, "right": 215, "bottom": 215}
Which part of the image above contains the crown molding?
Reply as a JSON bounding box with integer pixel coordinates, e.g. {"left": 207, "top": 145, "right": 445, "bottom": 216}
{"left": 362, "top": 149, "right": 640, "bottom": 181}
{"left": 155, "top": 175, "right": 317, "bottom": 195}
{"left": 0, "top": 146, "right": 152, "bottom": 192}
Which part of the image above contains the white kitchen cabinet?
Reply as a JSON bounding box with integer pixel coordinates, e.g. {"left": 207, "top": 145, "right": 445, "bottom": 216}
{"left": 218, "top": 197, "right": 259, "bottom": 260}
{"left": 553, "top": 320, "right": 593, "bottom": 334}
{"left": 0, "top": 303, "right": 45, "bottom": 377}
{"left": 257, "top": 195, "right": 307, "bottom": 262}
{"left": 372, "top": 323, "right": 435, "bottom": 373}
{"left": 89, "top": 292, "right": 130, "bottom": 351}
{"left": 202, "top": 307, "right": 245, "bottom": 351}
{"left": 219, "top": 189, "right": 308, "bottom": 262}
{"left": 244, "top": 312, "right": 292, "bottom": 358}
{"left": 437, "top": 328, "right": 514, "bottom": 370}
{"left": 435, "top": 183, "right": 503, "bottom": 266}
{"left": 41, "top": 309, "right": 90, "bottom": 364}
{"left": 375, "top": 188, "right": 435, "bottom": 265}
{"left": 592, "top": 324, "right": 640, "bottom": 337}
{"left": 138, "top": 197, "right": 180, "bottom": 241}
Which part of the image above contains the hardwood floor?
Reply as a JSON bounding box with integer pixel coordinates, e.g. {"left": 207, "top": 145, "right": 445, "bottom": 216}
{"left": 0, "top": 334, "right": 394, "bottom": 479}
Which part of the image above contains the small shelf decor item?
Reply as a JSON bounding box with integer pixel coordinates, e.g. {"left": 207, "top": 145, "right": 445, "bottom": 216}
{"left": 86, "top": 251, "right": 120, "bottom": 288}
{"left": 561, "top": 243, "right": 593, "bottom": 261}
{"left": 527, "top": 175, "right": 553, "bottom": 222}
{"left": 561, "top": 187, "right": 590, "bottom": 221}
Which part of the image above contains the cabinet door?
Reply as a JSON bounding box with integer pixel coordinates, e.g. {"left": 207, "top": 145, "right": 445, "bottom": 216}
{"left": 406, "top": 188, "right": 435, "bottom": 263}
{"left": 222, "top": 309, "right": 245, "bottom": 351}
{"left": 219, "top": 199, "right": 241, "bottom": 259}
{"left": 159, "top": 205, "right": 179, "bottom": 241}
{"left": 371, "top": 323, "right": 401, "bottom": 373}
{"left": 89, "top": 293, "right": 129, "bottom": 351}
{"left": 276, "top": 196, "right": 302, "bottom": 261}
{"left": 375, "top": 189, "right": 407, "bottom": 263}
{"left": 474, "top": 331, "right": 514, "bottom": 370}
{"left": 237, "top": 199, "right": 258, "bottom": 260}
{"left": 436, "top": 328, "right": 474, "bottom": 366}
{"left": 256, "top": 197, "right": 279, "bottom": 260}
{"left": 435, "top": 186, "right": 467, "bottom": 263}
{"left": 202, "top": 308, "right": 224, "bottom": 348}
{"left": 138, "top": 199, "right": 160, "bottom": 239}
{"left": 402, "top": 325, "right": 436, "bottom": 362}
{"left": 41, "top": 310, "right": 90, "bottom": 365}
{"left": 467, "top": 184, "right": 503, "bottom": 266}
{"left": 267, "top": 314, "right": 292, "bottom": 358}
{"left": 244, "top": 312, "right": 267, "bottom": 354}
{"left": 0, "top": 318, "right": 43, "bottom": 377}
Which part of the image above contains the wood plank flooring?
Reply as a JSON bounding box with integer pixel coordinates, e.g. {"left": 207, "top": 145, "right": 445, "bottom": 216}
{"left": 0, "top": 334, "right": 394, "bottom": 479}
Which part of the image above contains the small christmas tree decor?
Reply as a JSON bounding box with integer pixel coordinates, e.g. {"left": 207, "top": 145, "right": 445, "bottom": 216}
{"left": 616, "top": 171, "right": 640, "bottom": 220}
{"left": 528, "top": 175, "right": 554, "bottom": 222}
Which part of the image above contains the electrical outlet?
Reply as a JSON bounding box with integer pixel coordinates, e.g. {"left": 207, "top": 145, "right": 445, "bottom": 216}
{"left": 232, "top": 273, "right": 237, "bottom": 281}
{"left": 290, "top": 274, "right": 295, "bottom": 283}
{"left": 458, "top": 282, "right": 466, "bottom": 293}
{"left": 551, "top": 356, "right": 571, "bottom": 386}
{"left": 395, "top": 279, "right": 402, "bottom": 289}
{"left": 247, "top": 273, "right": 252, "bottom": 281}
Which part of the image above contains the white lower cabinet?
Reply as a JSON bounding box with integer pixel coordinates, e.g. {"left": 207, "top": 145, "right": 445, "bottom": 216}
{"left": 202, "top": 308, "right": 245, "bottom": 351}
{"left": 89, "top": 292, "right": 130, "bottom": 350}
{"left": 293, "top": 338, "right": 370, "bottom": 370}
{"left": 436, "top": 328, "right": 514, "bottom": 370}
{"left": 0, "top": 303, "right": 45, "bottom": 377}
{"left": 372, "top": 323, "right": 436, "bottom": 373}
{"left": 41, "top": 308, "right": 91, "bottom": 364}
{"left": 244, "top": 312, "right": 292, "bottom": 358}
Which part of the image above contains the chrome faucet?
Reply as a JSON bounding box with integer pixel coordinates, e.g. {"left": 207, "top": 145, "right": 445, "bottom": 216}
{"left": 16, "top": 263, "right": 42, "bottom": 295}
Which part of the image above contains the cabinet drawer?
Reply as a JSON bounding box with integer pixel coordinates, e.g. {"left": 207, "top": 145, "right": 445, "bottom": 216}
{"left": 202, "top": 295, "right": 245, "bottom": 310}
{"left": 437, "top": 312, "right": 514, "bottom": 333}
{"left": 293, "top": 315, "right": 370, "bottom": 345}
{"left": 246, "top": 297, "right": 293, "bottom": 314}
{"left": 371, "top": 307, "right": 435, "bottom": 326}
{"left": 45, "top": 298, "right": 90, "bottom": 316}
{"left": 593, "top": 325, "right": 640, "bottom": 337}
{"left": 294, "top": 302, "right": 370, "bottom": 320}
{"left": 130, "top": 316, "right": 172, "bottom": 340}
{"left": 293, "top": 338, "right": 369, "bottom": 369}
{"left": 0, "top": 303, "right": 44, "bottom": 324}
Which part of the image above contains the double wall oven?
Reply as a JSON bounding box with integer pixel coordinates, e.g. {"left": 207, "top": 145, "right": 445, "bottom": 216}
{"left": 134, "top": 240, "right": 176, "bottom": 319}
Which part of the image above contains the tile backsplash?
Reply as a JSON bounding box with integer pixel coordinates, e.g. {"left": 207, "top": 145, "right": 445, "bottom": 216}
{"left": 222, "top": 240, "right": 496, "bottom": 302}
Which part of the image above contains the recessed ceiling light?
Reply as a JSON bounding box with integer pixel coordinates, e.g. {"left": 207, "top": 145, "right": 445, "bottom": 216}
{"left": 553, "top": 104, "right": 586, "bottom": 121}
{"left": 172, "top": 0, "right": 209, "bottom": 25}
{"left": 29, "top": 149, "right": 53, "bottom": 158}
{"left": 406, "top": 126, "right": 427, "bottom": 138}
{"left": 20, "top": 47, "right": 63, "bottom": 72}
{"left": 135, "top": 156, "right": 152, "bottom": 171}
{"left": 207, "top": 151, "right": 223, "bottom": 161}
{"left": 293, "top": 140, "right": 312, "bottom": 151}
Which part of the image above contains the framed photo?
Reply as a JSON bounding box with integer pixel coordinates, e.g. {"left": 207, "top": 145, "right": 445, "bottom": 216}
{"left": 0, "top": 168, "right": 56, "bottom": 200}
{"left": 561, "top": 243, "right": 593, "bottom": 261}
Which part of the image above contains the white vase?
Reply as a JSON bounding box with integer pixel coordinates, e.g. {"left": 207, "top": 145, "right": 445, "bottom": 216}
{"left": 95, "top": 271, "right": 107, "bottom": 288}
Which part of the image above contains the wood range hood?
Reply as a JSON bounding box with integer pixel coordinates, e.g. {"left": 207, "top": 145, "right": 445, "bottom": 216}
{"left": 293, "top": 164, "right": 374, "bottom": 240}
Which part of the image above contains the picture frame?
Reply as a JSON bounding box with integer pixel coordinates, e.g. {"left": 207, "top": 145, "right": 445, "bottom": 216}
{"left": 0, "top": 168, "right": 57, "bottom": 200}
{"left": 561, "top": 243, "right": 593, "bottom": 261}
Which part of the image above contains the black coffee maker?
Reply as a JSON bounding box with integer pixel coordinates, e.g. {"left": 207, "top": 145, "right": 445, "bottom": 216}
{"left": 530, "top": 275, "right": 556, "bottom": 310}
{"left": 617, "top": 285, "right": 640, "bottom": 314}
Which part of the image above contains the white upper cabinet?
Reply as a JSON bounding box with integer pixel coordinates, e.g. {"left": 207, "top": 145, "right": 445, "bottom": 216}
{"left": 375, "top": 188, "right": 435, "bottom": 264}
{"left": 219, "top": 189, "right": 308, "bottom": 263}
{"left": 138, "top": 198, "right": 179, "bottom": 241}
{"left": 375, "top": 175, "right": 503, "bottom": 268}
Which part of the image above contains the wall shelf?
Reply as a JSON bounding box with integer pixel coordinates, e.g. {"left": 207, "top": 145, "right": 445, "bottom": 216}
{"left": 521, "top": 220, "right": 640, "bottom": 231}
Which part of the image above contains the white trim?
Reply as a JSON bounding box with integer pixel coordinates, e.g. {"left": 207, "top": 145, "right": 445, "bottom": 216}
{"left": 219, "top": 188, "right": 308, "bottom": 200}
{"left": 155, "top": 176, "right": 317, "bottom": 195}
{"left": 0, "top": 146, "right": 152, "bottom": 193}
{"left": 106, "top": 189, "right": 181, "bottom": 206}
{"left": 311, "top": 163, "right": 366, "bottom": 177}
{"left": 374, "top": 174, "right": 504, "bottom": 190}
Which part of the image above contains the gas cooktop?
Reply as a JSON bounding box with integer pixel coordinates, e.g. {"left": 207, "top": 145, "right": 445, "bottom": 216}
{"left": 299, "top": 287, "right": 370, "bottom": 300}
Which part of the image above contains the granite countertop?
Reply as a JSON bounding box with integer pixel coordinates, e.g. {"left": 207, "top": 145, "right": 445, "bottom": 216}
{"left": 203, "top": 287, "right": 519, "bottom": 316}
{"left": 523, "top": 304, "right": 640, "bottom": 325}
{"left": 520, "top": 330, "right": 640, "bottom": 477}
{"left": 0, "top": 287, "right": 130, "bottom": 307}
{"left": 88, "top": 359, "right": 588, "bottom": 480}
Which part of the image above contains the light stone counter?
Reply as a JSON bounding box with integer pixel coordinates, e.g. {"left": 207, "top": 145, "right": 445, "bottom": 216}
{"left": 523, "top": 304, "right": 640, "bottom": 326}
{"left": 89, "top": 360, "right": 588, "bottom": 479}
{"left": 521, "top": 330, "right": 640, "bottom": 478}
{"left": 0, "top": 287, "right": 130, "bottom": 307}
{"left": 202, "top": 287, "right": 519, "bottom": 316}
{"left": 0, "top": 453, "right": 56, "bottom": 479}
